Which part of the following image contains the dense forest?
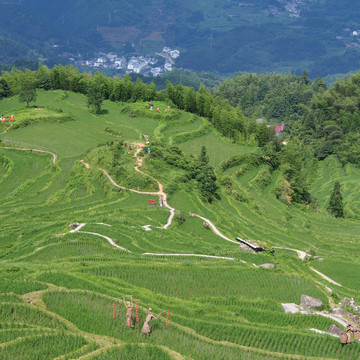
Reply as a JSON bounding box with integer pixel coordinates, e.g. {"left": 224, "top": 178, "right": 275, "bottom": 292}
{"left": 1, "top": 64, "right": 360, "bottom": 210}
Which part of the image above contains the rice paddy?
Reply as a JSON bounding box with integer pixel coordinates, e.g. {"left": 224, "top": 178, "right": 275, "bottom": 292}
{"left": 0, "top": 90, "right": 359, "bottom": 358}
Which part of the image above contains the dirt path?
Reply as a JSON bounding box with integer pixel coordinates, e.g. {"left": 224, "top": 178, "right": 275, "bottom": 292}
{"left": 80, "top": 143, "right": 285, "bottom": 264}
{"left": 68, "top": 223, "right": 130, "bottom": 252}
{"left": 273, "top": 246, "right": 307, "bottom": 261}
{"left": 80, "top": 159, "right": 90, "bottom": 169}
{"left": 77, "top": 231, "right": 130, "bottom": 252}
{"left": 313, "top": 312, "right": 347, "bottom": 327}
{"left": 2, "top": 123, "right": 13, "bottom": 134}
{"left": 2, "top": 146, "right": 58, "bottom": 164}
{"left": 192, "top": 214, "right": 239, "bottom": 245}
{"left": 143, "top": 253, "right": 235, "bottom": 260}
{"left": 310, "top": 266, "right": 343, "bottom": 287}
{"left": 100, "top": 167, "right": 175, "bottom": 229}
{"left": 92, "top": 141, "right": 176, "bottom": 229}
{"left": 79, "top": 144, "right": 245, "bottom": 251}
{"left": 66, "top": 222, "right": 238, "bottom": 261}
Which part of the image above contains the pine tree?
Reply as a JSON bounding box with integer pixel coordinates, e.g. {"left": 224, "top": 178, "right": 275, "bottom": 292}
{"left": 196, "top": 165, "right": 218, "bottom": 203}
{"left": 327, "top": 181, "right": 344, "bottom": 218}
{"left": 198, "top": 146, "right": 209, "bottom": 165}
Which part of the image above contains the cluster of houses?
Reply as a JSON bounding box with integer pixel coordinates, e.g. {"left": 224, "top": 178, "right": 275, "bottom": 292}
{"left": 77, "top": 47, "right": 180, "bottom": 76}
{"left": 272, "top": 0, "right": 308, "bottom": 17}
{"left": 336, "top": 28, "right": 360, "bottom": 49}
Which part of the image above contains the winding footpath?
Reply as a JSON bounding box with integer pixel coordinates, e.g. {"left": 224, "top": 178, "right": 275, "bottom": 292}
{"left": 80, "top": 143, "right": 332, "bottom": 270}
{"left": 78, "top": 143, "right": 243, "bottom": 261}
{"left": 86, "top": 144, "right": 175, "bottom": 231}
{"left": 273, "top": 246, "right": 308, "bottom": 261}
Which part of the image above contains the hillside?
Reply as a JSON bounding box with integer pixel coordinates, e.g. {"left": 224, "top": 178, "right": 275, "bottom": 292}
{"left": 1, "top": 87, "right": 360, "bottom": 358}
{"left": 1, "top": 0, "right": 360, "bottom": 77}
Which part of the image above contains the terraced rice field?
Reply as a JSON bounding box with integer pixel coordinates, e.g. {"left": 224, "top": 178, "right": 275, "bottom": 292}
{"left": 1, "top": 91, "right": 359, "bottom": 359}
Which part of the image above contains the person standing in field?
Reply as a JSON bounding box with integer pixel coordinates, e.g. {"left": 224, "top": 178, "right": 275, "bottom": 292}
{"left": 346, "top": 325, "right": 353, "bottom": 344}
{"left": 353, "top": 328, "right": 360, "bottom": 341}
{"left": 123, "top": 296, "right": 134, "bottom": 328}
{"left": 341, "top": 324, "right": 353, "bottom": 345}
{"left": 142, "top": 308, "right": 156, "bottom": 335}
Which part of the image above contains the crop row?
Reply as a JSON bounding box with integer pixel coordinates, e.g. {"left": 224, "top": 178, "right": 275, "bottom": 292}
{"left": 313, "top": 260, "right": 360, "bottom": 291}
{"left": 0, "top": 328, "right": 56, "bottom": 344}
{"left": 90, "top": 344, "right": 171, "bottom": 360}
{"left": 81, "top": 265, "right": 327, "bottom": 303}
{"left": 177, "top": 318, "right": 360, "bottom": 358}
{"left": 0, "top": 333, "right": 87, "bottom": 360}
{"left": 42, "top": 290, "right": 289, "bottom": 360}
{"left": 0, "top": 279, "right": 47, "bottom": 295}
{"left": 21, "top": 241, "right": 118, "bottom": 262}
{"left": 0, "top": 303, "right": 67, "bottom": 330}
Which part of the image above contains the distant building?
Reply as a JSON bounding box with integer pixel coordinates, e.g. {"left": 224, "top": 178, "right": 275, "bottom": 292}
{"left": 275, "top": 125, "right": 285, "bottom": 135}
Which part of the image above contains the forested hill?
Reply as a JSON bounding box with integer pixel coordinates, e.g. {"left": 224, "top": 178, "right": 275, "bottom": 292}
{"left": 1, "top": 0, "right": 360, "bottom": 77}
{"left": 2, "top": 65, "right": 360, "bottom": 209}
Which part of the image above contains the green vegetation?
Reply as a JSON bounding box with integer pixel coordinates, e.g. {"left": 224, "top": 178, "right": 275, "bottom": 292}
{"left": 87, "top": 82, "right": 104, "bottom": 114}
{"left": 1, "top": 68, "right": 360, "bottom": 359}
{"left": 328, "top": 181, "right": 344, "bottom": 218}
{"left": 18, "top": 72, "right": 37, "bottom": 107}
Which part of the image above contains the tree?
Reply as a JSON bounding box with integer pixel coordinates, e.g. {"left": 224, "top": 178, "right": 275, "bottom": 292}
{"left": 0, "top": 78, "right": 11, "bottom": 99}
{"left": 198, "top": 146, "right": 209, "bottom": 165}
{"left": 196, "top": 84, "right": 212, "bottom": 117}
{"left": 121, "top": 74, "right": 134, "bottom": 101}
{"left": 184, "top": 87, "right": 197, "bottom": 113}
{"left": 327, "top": 181, "right": 344, "bottom": 218}
{"left": 19, "top": 74, "right": 37, "bottom": 107}
{"left": 166, "top": 80, "right": 176, "bottom": 104}
{"left": 174, "top": 84, "right": 185, "bottom": 109}
{"left": 196, "top": 165, "right": 218, "bottom": 203}
{"left": 36, "top": 64, "right": 51, "bottom": 90}
{"left": 146, "top": 81, "right": 157, "bottom": 101}
{"left": 256, "top": 122, "right": 271, "bottom": 147}
{"left": 131, "top": 78, "right": 146, "bottom": 102}
{"left": 87, "top": 82, "right": 104, "bottom": 114}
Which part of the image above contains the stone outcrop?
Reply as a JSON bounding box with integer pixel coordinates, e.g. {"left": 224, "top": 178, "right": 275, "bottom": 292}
{"left": 327, "top": 324, "right": 343, "bottom": 337}
{"left": 300, "top": 295, "right": 323, "bottom": 311}
{"left": 282, "top": 303, "right": 300, "bottom": 314}
{"left": 341, "top": 298, "right": 360, "bottom": 313}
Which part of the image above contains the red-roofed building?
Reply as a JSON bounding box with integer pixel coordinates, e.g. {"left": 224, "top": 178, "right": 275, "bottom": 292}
{"left": 274, "top": 125, "right": 285, "bottom": 134}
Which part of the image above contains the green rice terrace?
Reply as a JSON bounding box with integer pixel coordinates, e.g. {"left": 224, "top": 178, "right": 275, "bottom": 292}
{"left": 1, "top": 90, "right": 360, "bottom": 359}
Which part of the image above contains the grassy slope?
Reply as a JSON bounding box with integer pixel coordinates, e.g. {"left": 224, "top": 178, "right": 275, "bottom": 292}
{"left": 0, "top": 91, "right": 360, "bottom": 359}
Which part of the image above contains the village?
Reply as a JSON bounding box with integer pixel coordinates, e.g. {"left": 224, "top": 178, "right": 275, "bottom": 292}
{"left": 264, "top": 0, "right": 309, "bottom": 18}
{"left": 75, "top": 47, "right": 180, "bottom": 76}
